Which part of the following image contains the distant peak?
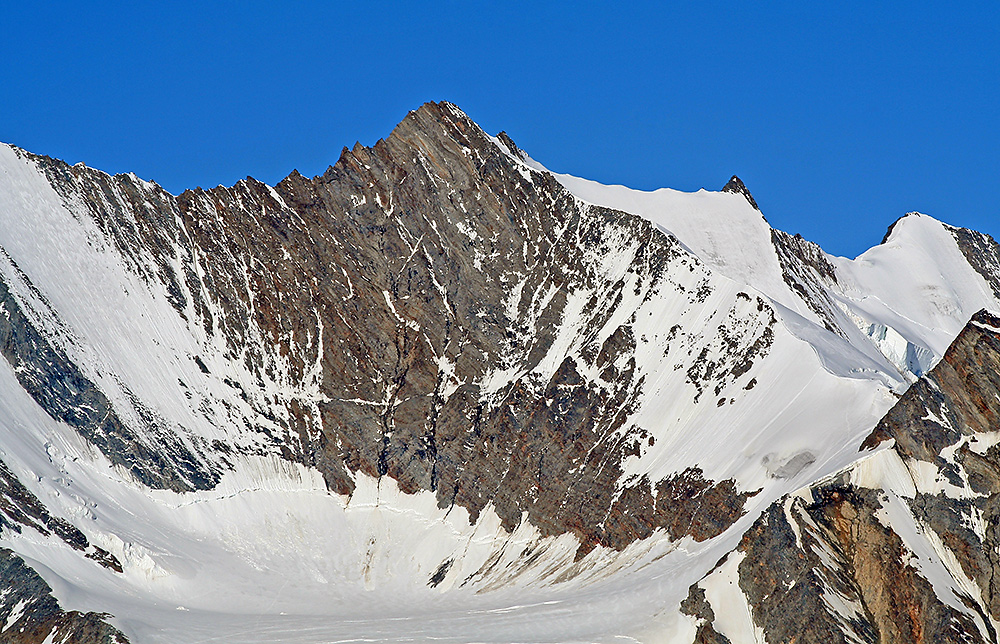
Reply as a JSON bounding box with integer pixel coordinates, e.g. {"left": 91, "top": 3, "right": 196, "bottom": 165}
{"left": 721, "top": 175, "right": 759, "bottom": 211}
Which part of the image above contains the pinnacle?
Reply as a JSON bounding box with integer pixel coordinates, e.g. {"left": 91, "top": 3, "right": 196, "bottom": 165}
{"left": 722, "top": 175, "right": 760, "bottom": 211}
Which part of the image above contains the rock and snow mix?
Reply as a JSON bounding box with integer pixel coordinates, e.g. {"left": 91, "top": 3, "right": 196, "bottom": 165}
{"left": 0, "top": 102, "right": 999, "bottom": 643}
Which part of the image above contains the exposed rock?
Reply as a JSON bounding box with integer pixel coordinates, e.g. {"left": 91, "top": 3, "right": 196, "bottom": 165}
{"left": 0, "top": 458, "right": 122, "bottom": 573}
{"left": 680, "top": 586, "right": 732, "bottom": 644}
{"left": 689, "top": 483, "right": 991, "bottom": 643}
{"left": 496, "top": 131, "right": 527, "bottom": 161}
{"left": 770, "top": 228, "right": 844, "bottom": 334}
{"left": 721, "top": 175, "right": 760, "bottom": 212}
{"left": 687, "top": 309, "right": 1000, "bottom": 643}
{"left": 735, "top": 494, "right": 880, "bottom": 644}
{"left": 949, "top": 225, "right": 1000, "bottom": 301}
{"left": 0, "top": 548, "right": 129, "bottom": 644}
{"left": 862, "top": 309, "right": 1000, "bottom": 458}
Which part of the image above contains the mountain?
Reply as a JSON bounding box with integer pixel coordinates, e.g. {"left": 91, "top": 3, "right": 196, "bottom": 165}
{"left": 0, "top": 101, "right": 998, "bottom": 642}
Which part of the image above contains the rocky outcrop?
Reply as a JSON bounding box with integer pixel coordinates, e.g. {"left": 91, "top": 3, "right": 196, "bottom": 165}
{"left": 686, "top": 309, "right": 1000, "bottom": 643}
{"left": 721, "top": 175, "right": 759, "bottom": 211}
{"left": 737, "top": 486, "right": 987, "bottom": 644}
{"left": 949, "top": 225, "right": 1000, "bottom": 301}
{"left": 863, "top": 309, "right": 1000, "bottom": 455}
{"left": 0, "top": 459, "right": 121, "bottom": 572}
{"left": 770, "top": 228, "right": 843, "bottom": 334}
{"left": 861, "top": 308, "right": 1000, "bottom": 632}
{"left": 179, "top": 103, "right": 769, "bottom": 554}
{"left": 0, "top": 548, "right": 128, "bottom": 643}
{"left": 680, "top": 586, "right": 733, "bottom": 644}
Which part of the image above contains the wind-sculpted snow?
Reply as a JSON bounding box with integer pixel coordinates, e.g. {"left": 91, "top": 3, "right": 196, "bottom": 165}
{"left": 1, "top": 102, "right": 1000, "bottom": 643}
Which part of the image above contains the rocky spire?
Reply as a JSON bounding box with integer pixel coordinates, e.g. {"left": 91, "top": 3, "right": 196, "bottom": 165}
{"left": 722, "top": 175, "right": 760, "bottom": 211}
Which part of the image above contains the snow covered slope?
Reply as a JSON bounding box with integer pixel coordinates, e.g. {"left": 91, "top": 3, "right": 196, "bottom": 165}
{"left": 536, "top": 161, "right": 1000, "bottom": 385}
{"left": 0, "top": 102, "right": 999, "bottom": 643}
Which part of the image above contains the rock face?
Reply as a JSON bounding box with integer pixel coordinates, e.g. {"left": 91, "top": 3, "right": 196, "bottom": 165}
{"left": 770, "top": 228, "right": 843, "bottom": 334}
{"left": 950, "top": 226, "right": 1000, "bottom": 301}
{"left": 20, "top": 102, "right": 764, "bottom": 554}
{"left": 688, "top": 309, "right": 1000, "bottom": 643}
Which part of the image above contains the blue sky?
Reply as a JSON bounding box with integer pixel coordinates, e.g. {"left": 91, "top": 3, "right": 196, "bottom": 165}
{"left": 3, "top": 2, "right": 998, "bottom": 258}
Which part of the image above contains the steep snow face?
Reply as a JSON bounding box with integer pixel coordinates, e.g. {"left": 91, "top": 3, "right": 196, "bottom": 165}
{"left": 543, "top": 172, "right": 808, "bottom": 321}
{"left": 0, "top": 146, "right": 236, "bottom": 463}
{"left": 541, "top": 167, "right": 1000, "bottom": 384}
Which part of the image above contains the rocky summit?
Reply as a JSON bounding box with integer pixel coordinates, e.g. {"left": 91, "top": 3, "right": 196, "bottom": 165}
{"left": 0, "top": 102, "right": 1000, "bottom": 642}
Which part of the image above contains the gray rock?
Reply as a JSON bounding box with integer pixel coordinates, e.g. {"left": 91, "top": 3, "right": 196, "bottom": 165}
{"left": 0, "top": 548, "right": 128, "bottom": 644}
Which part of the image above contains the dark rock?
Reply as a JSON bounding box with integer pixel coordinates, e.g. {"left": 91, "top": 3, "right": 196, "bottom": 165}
{"left": 770, "top": 228, "right": 844, "bottom": 335}
{"left": 0, "top": 548, "right": 128, "bottom": 644}
{"left": 680, "top": 586, "right": 732, "bottom": 644}
{"left": 721, "top": 175, "right": 760, "bottom": 212}
{"left": 6, "top": 101, "right": 767, "bottom": 561}
{"left": 496, "top": 131, "right": 526, "bottom": 161}
{"left": 949, "top": 225, "right": 1000, "bottom": 301}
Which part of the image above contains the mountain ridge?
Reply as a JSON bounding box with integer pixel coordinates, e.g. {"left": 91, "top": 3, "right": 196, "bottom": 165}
{"left": 0, "top": 101, "right": 998, "bottom": 642}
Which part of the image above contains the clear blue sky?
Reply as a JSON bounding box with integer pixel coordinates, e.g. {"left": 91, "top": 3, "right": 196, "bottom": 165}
{"left": 3, "top": 2, "right": 998, "bottom": 258}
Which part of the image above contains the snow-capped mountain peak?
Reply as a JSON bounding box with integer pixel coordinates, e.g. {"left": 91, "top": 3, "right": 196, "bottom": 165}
{"left": 1, "top": 102, "right": 999, "bottom": 643}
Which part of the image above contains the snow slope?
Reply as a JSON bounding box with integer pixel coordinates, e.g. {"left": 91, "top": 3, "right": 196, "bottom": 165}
{"left": 536, "top": 160, "right": 1000, "bottom": 384}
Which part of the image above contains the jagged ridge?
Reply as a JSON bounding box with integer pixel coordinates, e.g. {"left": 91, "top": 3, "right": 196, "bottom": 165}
{"left": 1, "top": 101, "right": 1000, "bottom": 643}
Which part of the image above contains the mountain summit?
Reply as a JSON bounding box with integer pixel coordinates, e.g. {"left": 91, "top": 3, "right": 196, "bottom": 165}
{"left": 721, "top": 174, "right": 760, "bottom": 211}
{"left": 1, "top": 101, "right": 999, "bottom": 642}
